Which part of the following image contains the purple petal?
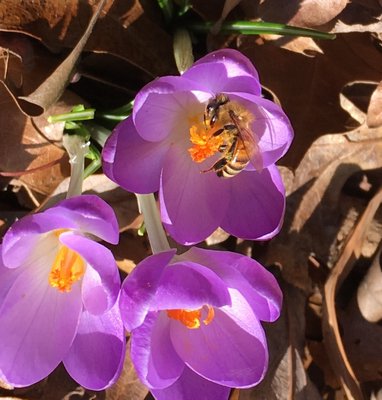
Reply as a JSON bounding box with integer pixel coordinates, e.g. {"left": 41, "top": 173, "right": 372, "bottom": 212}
{"left": 170, "top": 308, "right": 267, "bottom": 388}
{"left": 183, "top": 49, "right": 261, "bottom": 96}
{"left": 191, "top": 49, "right": 260, "bottom": 81}
{"left": 59, "top": 232, "right": 120, "bottom": 315}
{"left": 63, "top": 300, "right": 126, "bottom": 390}
{"left": 134, "top": 88, "right": 210, "bottom": 143}
{"left": 133, "top": 76, "right": 209, "bottom": 140}
{"left": 184, "top": 247, "right": 282, "bottom": 322}
{"left": 232, "top": 258, "right": 282, "bottom": 323}
{"left": 119, "top": 250, "right": 176, "bottom": 331}
{"left": 151, "top": 367, "right": 230, "bottom": 400}
{"left": 160, "top": 145, "right": 230, "bottom": 245}
{"left": 0, "top": 246, "right": 28, "bottom": 299}
{"left": 130, "top": 312, "right": 184, "bottom": 389}
{"left": 81, "top": 265, "right": 110, "bottom": 314}
{"left": 220, "top": 165, "right": 285, "bottom": 240}
{"left": 102, "top": 117, "right": 168, "bottom": 194}
{"left": 2, "top": 214, "right": 75, "bottom": 268}
{"left": 45, "top": 195, "right": 119, "bottom": 244}
{"left": 153, "top": 261, "right": 231, "bottom": 311}
{"left": 102, "top": 125, "right": 118, "bottom": 183}
{"left": 0, "top": 259, "right": 82, "bottom": 386}
{"left": 227, "top": 92, "right": 293, "bottom": 168}
{"left": 133, "top": 78, "right": 180, "bottom": 119}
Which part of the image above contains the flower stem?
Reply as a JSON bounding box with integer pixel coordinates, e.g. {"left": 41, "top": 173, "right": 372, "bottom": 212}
{"left": 188, "top": 21, "right": 336, "bottom": 40}
{"left": 136, "top": 194, "right": 171, "bottom": 254}
{"left": 48, "top": 108, "right": 95, "bottom": 123}
{"left": 96, "top": 100, "right": 134, "bottom": 122}
{"left": 63, "top": 134, "right": 89, "bottom": 198}
{"left": 156, "top": 0, "right": 174, "bottom": 24}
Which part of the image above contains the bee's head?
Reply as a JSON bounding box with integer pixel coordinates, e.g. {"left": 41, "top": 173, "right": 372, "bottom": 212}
{"left": 204, "top": 101, "right": 219, "bottom": 128}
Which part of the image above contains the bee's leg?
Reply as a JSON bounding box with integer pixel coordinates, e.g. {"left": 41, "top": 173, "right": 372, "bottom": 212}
{"left": 203, "top": 113, "right": 208, "bottom": 128}
{"left": 211, "top": 128, "right": 224, "bottom": 137}
{"left": 223, "top": 136, "right": 238, "bottom": 156}
{"left": 202, "top": 157, "right": 228, "bottom": 174}
{"left": 218, "top": 134, "right": 237, "bottom": 153}
{"left": 202, "top": 137, "right": 237, "bottom": 174}
{"left": 214, "top": 159, "right": 229, "bottom": 178}
{"left": 212, "top": 124, "right": 234, "bottom": 135}
{"left": 224, "top": 123, "right": 236, "bottom": 131}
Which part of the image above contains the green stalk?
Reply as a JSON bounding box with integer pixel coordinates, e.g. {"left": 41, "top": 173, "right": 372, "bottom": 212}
{"left": 63, "top": 135, "right": 89, "bottom": 198}
{"left": 96, "top": 101, "right": 134, "bottom": 122}
{"left": 84, "top": 143, "right": 102, "bottom": 178}
{"left": 157, "top": 0, "right": 174, "bottom": 24}
{"left": 136, "top": 194, "right": 171, "bottom": 254}
{"left": 188, "top": 20, "right": 336, "bottom": 40}
{"left": 48, "top": 109, "right": 95, "bottom": 123}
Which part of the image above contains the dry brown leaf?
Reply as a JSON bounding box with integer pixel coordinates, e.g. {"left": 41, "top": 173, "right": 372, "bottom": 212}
{"left": 329, "top": 1, "right": 382, "bottom": 33}
{"left": 211, "top": 0, "right": 243, "bottom": 34}
{"left": 267, "top": 127, "right": 381, "bottom": 293}
{"left": 0, "top": 378, "right": 13, "bottom": 390}
{"left": 0, "top": 85, "right": 70, "bottom": 202}
{"left": 322, "top": 187, "right": 382, "bottom": 400}
{"left": 239, "top": 281, "right": 321, "bottom": 400}
{"left": 290, "top": 126, "right": 382, "bottom": 232}
{"left": 0, "top": 0, "right": 176, "bottom": 79}
{"left": 105, "top": 342, "right": 148, "bottom": 400}
{"left": 189, "top": 0, "right": 226, "bottom": 21}
{"left": 307, "top": 340, "right": 341, "bottom": 390}
{"left": 0, "top": 34, "right": 69, "bottom": 111}
{"left": 258, "top": 0, "right": 348, "bottom": 28}
{"left": 356, "top": 244, "right": 382, "bottom": 322}
{"left": 205, "top": 227, "right": 230, "bottom": 246}
{"left": 17, "top": 0, "right": 107, "bottom": 116}
{"left": 0, "top": 45, "right": 23, "bottom": 89}
{"left": 0, "top": 364, "right": 86, "bottom": 400}
{"left": 110, "top": 231, "right": 151, "bottom": 276}
{"left": 340, "top": 80, "right": 379, "bottom": 126}
{"left": 258, "top": 35, "right": 323, "bottom": 57}
{"left": 341, "top": 282, "right": 382, "bottom": 383}
{"left": 340, "top": 91, "right": 367, "bottom": 126}
{"left": 0, "top": 90, "right": 88, "bottom": 208}
{"left": 333, "top": 19, "right": 382, "bottom": 33}
{"left": 238, "top": 33, "right": 382, "bottom": 168}
{"left": 210, "top": 1, "right": 382, "bottom": 58}
{"left": 367, "top": 81, "right": 382, "bottom": 128}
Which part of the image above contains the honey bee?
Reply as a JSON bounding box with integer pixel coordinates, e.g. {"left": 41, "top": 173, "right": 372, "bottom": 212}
{"left": 203, "top": 94, "right": 262, "bottom": 178}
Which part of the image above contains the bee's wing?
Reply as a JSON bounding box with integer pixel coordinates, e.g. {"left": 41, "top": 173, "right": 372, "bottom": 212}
{"left": 230, "top": 114, "right": 263, "bottom": 171}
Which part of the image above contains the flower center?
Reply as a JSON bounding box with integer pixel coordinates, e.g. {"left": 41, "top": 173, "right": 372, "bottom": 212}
{"left": 48, "top": 245, "right": 85, "bottom": 292}
{"left": 188, "top": 115, "right": 226, "bottom": 163}
{"left": 167, "top": 305, "right": 215, "bottom": 329}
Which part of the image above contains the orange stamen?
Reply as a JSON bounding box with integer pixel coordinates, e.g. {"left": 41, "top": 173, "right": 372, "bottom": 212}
{"left": 49, "top": 246, "right": 85, "bottom": 292}
{"left": 188, "top": 116, "right": 224, "bottom": 163}
{"left": 167, "top": 305, "right": 215, "bottom": 329}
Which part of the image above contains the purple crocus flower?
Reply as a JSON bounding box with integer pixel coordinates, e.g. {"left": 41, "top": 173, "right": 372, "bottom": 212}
{"left": 120, "top": 247, "right": 282, "bottom": 400}
{"left": 0, "top": 195, "right": 125, "bottom": 390}
{"left": 103, "top": 49, "right": 293, "bottom": 245}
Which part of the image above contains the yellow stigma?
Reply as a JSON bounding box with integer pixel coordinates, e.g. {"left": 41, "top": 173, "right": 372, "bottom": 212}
{"left": 49, "top": 245, "right": 85, "bottom": 292}
{"left": 188, "top": 116, "right": 224, "bottom": 163}
{"left": 54, "top": 229, "right": 68, "bottom": 237}
{"left": 167, "top": 306, "right": 215, "bottom": 329}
